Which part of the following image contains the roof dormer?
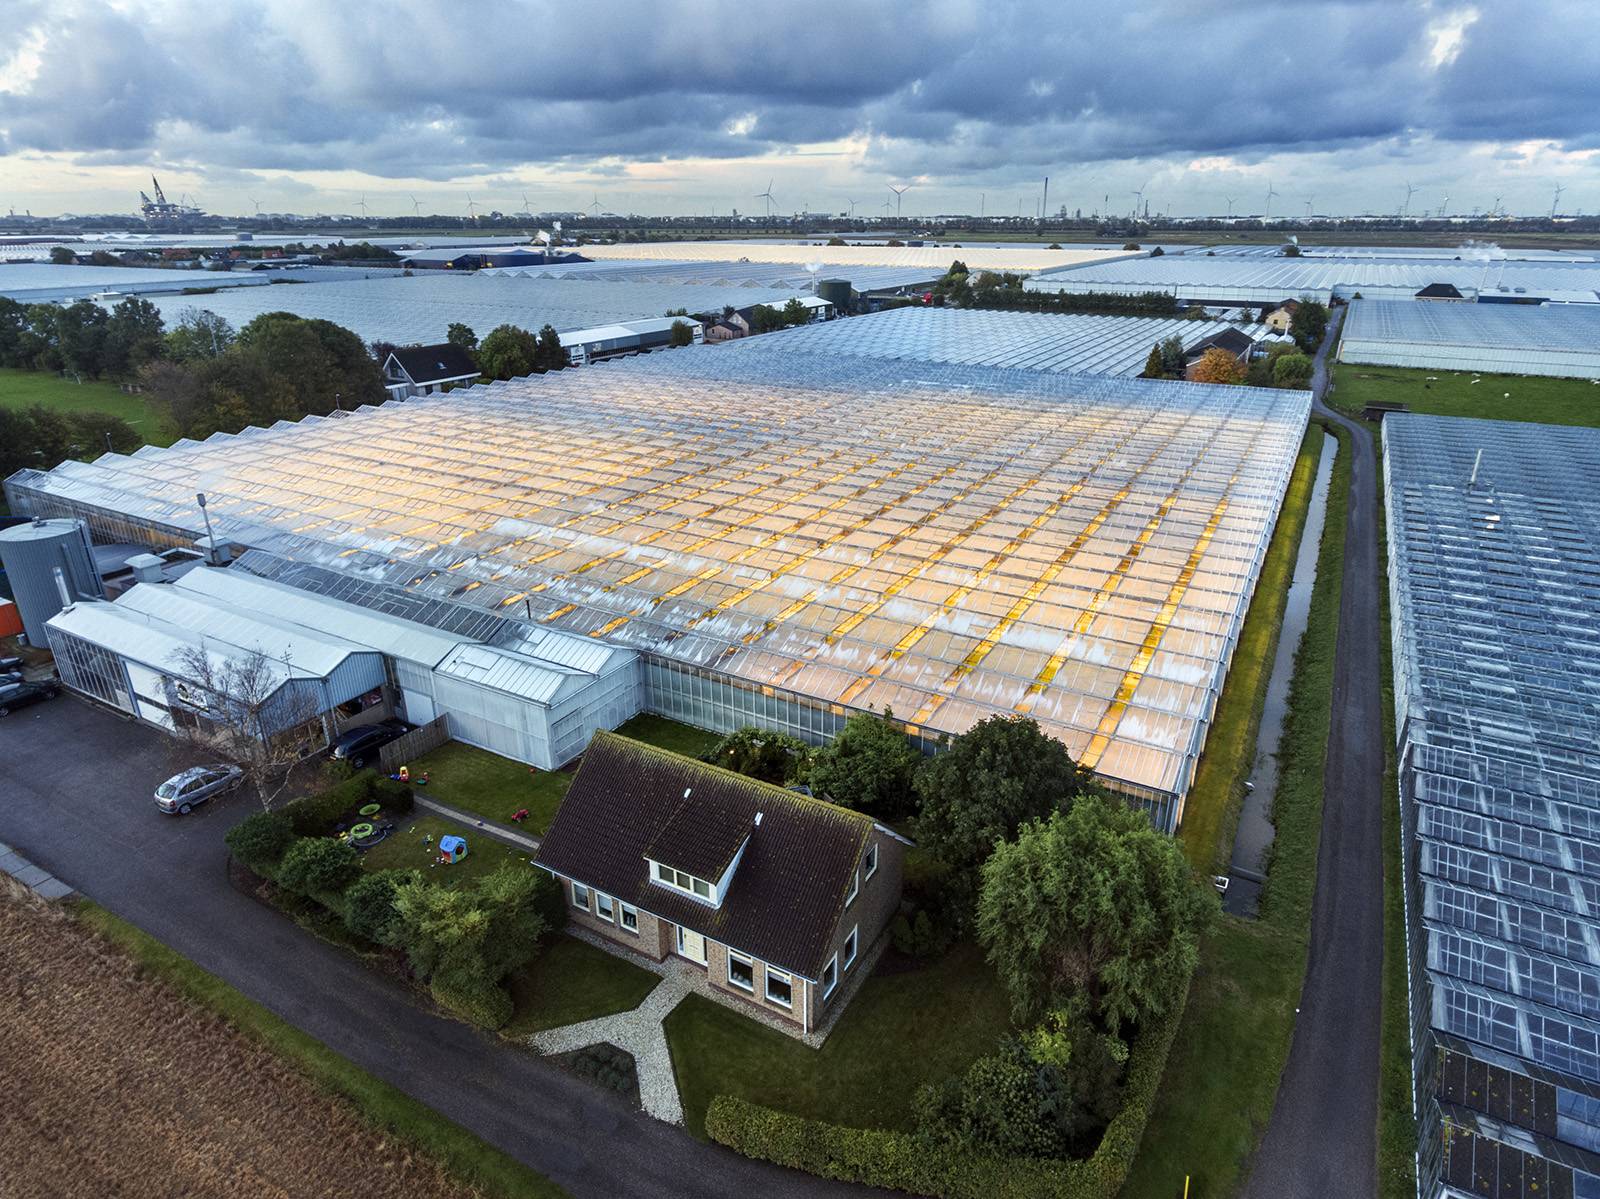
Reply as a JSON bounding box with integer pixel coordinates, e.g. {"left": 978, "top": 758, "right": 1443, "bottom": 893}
{"left": 643, "top": 786, "right": 757, "bottom": 908}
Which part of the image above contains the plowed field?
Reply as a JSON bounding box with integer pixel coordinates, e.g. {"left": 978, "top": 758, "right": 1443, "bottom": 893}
{"left": 0, "top": 882, "right": 480, "bottom": 1199}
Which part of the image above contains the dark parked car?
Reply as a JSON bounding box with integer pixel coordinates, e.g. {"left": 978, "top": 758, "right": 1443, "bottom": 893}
{"left": 329, "top": 720, "right": 409, "bottom": 769}
{"left": 154, "top": 764, "right": 245, "bottom": 814}
{"left": 0, "top": 678, "right": 58, "bottom": 717}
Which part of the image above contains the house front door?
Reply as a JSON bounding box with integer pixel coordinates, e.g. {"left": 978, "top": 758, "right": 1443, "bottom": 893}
{"left": 676, "top": 927, "right": 707, "bottom": 965}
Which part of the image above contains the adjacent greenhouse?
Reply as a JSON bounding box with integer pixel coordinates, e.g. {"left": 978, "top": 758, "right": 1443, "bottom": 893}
{"left": 1340, "top": 298, "right": 1600, "bottom": 378}
{"left": 1385, "top": 414, "right": 1600, "bottom": 1198}
{"left": 6, "top": 348, "right": 1310, "bottom": 830}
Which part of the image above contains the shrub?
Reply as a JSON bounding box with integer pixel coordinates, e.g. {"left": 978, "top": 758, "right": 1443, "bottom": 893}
{"left": 224, "top": 810, "right": 295, "bottom": 874}
{"left": 373, "top": 776, "right": 414, "bottom": 814}
{"left": 283, "top": 771, "right": 376, "bottom": 835}
{"left": 431, "top": 978, "right": 514, "bottom": 1030}
{"left": 393, "top": 864, "right": 549, "bottom": 1000}
{"left": 1273, "top": 353, "right": 1315, "bottom": 385}
{"left": 343, "top": 869, "right": 411, "bottom": 946}
{"left": 277, "top": 836, "right": 363, "bottom": 899}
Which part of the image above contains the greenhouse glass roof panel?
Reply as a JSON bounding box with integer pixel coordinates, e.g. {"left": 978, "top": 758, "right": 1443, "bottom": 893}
{"left": 7, "top": 346, "right": 1309, "bottom": 803}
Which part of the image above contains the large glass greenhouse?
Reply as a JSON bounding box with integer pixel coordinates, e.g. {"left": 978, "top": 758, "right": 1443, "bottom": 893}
{"left": 5, "top": 348, "right": 1310, "bottom": 832}
{"left": 1340, "top": 299, "right": 1600, "bottom": 378}
{"left": 1385, "top": 414, "right": 1600, "bottom": 1197}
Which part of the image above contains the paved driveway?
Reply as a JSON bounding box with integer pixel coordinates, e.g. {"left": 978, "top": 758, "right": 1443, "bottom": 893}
{"left": 0, "top": 695, "right": 872, "bottom": 1199}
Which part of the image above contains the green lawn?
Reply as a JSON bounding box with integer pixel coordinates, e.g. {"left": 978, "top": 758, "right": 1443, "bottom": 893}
{"left": 664, "top": 937, "right": 1013, "bottom": 1140}
{"left": 503, "top": 934, "right": 661, "bottom": 1038}
{"left": 77, "top": 902, "right": 569, "bottom": 1199}
{"left": 359, "top": 814, "right": 537, "bottom": 883}
{"left": 408, "top": 741, "right": 571, "bottom": 833}
{"left": 1122, "top": 421, "right": 1351, "bottom": 1198}
{"left": 613, "top": 713, "right": 720, "bottom": 758}
{"left": 0, "top": 366, "right": 175, "bottom": 445}
{"left": 1330, "top": 362, "right": 1600, "bottom": 428}
{"left": 1178, "top": 422, "right": 1324, "bottom": 876}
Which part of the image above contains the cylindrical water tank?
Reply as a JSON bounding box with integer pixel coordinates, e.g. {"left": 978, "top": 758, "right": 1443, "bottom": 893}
{"left": 0, "top": 518, "right": 106, "bottom": 644}
{"left": 817, "top": 279, "right": 852, "bottom": 312}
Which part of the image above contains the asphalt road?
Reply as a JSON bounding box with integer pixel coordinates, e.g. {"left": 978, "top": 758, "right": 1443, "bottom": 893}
{"left": 1245, "top": 308, "right": 1385, "bottom": 1199}
{"left": 0, "top": 697, "right": 873, "bottom": 1199}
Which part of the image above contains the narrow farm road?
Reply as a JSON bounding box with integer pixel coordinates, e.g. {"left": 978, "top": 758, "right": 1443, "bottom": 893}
{"left": 1245, "top": 307, "right": 1386, "bottom": 1199}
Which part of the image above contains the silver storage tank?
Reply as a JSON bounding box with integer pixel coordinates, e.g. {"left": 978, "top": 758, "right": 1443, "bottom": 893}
{"left": 0, "top": 518, "right": 106, "bottom": 644}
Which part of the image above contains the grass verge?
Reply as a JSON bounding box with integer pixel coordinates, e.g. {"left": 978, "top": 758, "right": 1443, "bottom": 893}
{"left": 1121, "top": 419, "right": 1351, "bottom": 1198}
{"left": 614, "top": 713, "right": 721, "bottom": 758}
{"left": 360, "top": 813, "right": 538, "bottom": 883}
{"left": 1375, "top": 440, "right": 1419, "bottom": 1199}
{"left": 74, "top": 901, "right": 570, "bottom": 1199}
{"left": 1178, "top": 421, "right": 1325, "bottom": 876}
{"left": 0, "top": 366, "right": 174, "bottom": 443}
{"left": 664, "top": 937, "right": 1013, "bottom": 1140}
{"left": 1328, "top": 362, "right": 1600, "bottom": 428}
{"left": 503, "top": 933, "right": 661, "bottom": 1037}
{"left": 408, "top": 741, "right": 571, "bottom": 833}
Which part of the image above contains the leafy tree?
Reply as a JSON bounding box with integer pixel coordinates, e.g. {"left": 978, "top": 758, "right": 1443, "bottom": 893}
{"left": 344, "top": 868, "right": 413, "bottom": 945}
{"left": 533, "top": 323, "right": 570, "bottom": 372}
{"left": 1122, "top": 242, "right": 1141, "bottom": 251}
{"left": 1158, "top": 334, "right": 1186, "bottom": 378}
{"left": 827, "top": 236, "right": 847, "bottom": 246}
{"left": 1272, "top": 352, "right": 1315, "bottom": 385}
{"left": 224, "top": 810, "right": 296, "bottom": 873}
{"left": 445, "top": 322, "right": 478, "bottom": 352}
{"left": 914, "top": 1045, "right": 1061, "bottom": 1159}
{"left": 0, "top": 408, "right": 37, "bottom": 477}
{"left": 25, "top": 404, "right": 77, "bottom": 466}
{"left": 54, "top": 301, "right": 111, "bottom": 378}
{"left": 976, "top": 798, "right": 1212, "bottom": 1030}
{"left": 103, "top": 297, "right": 166, "bottom": 376}
{"left": 1149, "top": 247, "right": 1165, "bottom": 257}
{"left": 668, "top": 320, "right": 695, "bottom": 348}
{"left": 236, "top": 312, "right": 384, "bottom": 414}
{"left": 709, "top": 725, "right": 813, "bottom": 786}
{"left": 809, "top": 707, "right": 920, "bottom": 818}
{"left": 947, "top": 259, "right": 969, "bottom": 276}
{"left": 1191, "top": 347, "right": 1245, "bottom": 385}
{"left": 1284, "top": 243, "right": 1302, "bottom": 257}
{"left": 477, "top": 324, "right": 539, "bottom": 379}
{"left": 277, "top": 836, "right": 363, "bottom": 898}
{"left": 1289, "top": 299, "right": 1329, "bottom": 352}
{"left": 165, "top": 308, "right": 236, "bottom": 363}
{"left": 71, "top": 411, "right": 142, "bottom": 455}
{"left": 781, "top": 297, "right": 811, "bottom": 326}
{"left": 0, "top": 297, "right": 29, "bottom": 367}
{"left": 49, "top": 246, "right": 75, "bottom": 265}
{"left": 914, "top": 714, "right": 1095, "bottom": 886}
{"left": 749, "top": 304, "right": 786, "bottom": 334}
{"left": 24, "top": 303, "right": 64, "bottom": 371}
{"left": 1139, "top": 344, "right": 1165, "bottom": 379}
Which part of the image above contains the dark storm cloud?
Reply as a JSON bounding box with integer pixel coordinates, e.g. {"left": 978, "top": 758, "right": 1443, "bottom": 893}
{"left": 0, "top": 0, "right": 1592, "bottom": 180}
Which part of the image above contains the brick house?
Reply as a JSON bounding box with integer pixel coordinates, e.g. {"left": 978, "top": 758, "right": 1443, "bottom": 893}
{"left": 1263, "top": 299, "right": 1301, "bottom": 331}
{"left": 536, "top": 730, "right": 909, "bottom": 1037}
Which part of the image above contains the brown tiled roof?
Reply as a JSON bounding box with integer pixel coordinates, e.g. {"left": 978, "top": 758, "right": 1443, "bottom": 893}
{"left": 644, "top": 793, "right": 753, "bottom": 881}
{"left": 535, "top": 730, "right": 874, "bottom": 980}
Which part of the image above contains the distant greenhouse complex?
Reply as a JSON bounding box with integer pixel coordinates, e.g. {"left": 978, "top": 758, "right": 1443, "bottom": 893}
{"left": 5, "top": 345, "right": 1310, "bottom": 832}
{"left": 1340, "top": 299, "right": 1600, "bottom": 378}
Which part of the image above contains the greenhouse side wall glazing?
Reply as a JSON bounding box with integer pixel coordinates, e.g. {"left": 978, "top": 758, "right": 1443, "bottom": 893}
{"left": 1385, "top": 413, "right": 1600, "bottom": 1197}
{"left": 1340, "top": 298, "right": 1600, "bottom": 379}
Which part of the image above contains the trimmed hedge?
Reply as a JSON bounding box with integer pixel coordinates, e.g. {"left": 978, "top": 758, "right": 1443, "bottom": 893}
{"left": 705, "top": 972, "right": 1190, "bottom": 1199}
{"left": 282, "top": 770, "right": 413, "bottom": 835}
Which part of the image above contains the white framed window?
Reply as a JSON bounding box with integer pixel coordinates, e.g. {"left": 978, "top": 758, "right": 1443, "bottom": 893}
{"left": 654, "top": 861, "right": 715, "bottom": 902}
{"left": 572, "top": 883, "right": 590, "bottom": 910}
{"left": 656, "top": 863, "right": 674, "bottom": 884}
{"left": 844, "top": 925, "right": 858, "bottom": 969}
{"left": 844, "top": 869, "right": 859, "bottom": 907}
{"left": 728, "top": 950, "right": 755, "bottom": 991}
{"left": 766, "top": 968, "right": 793, "bottom": 1009}
{"left": 620, "top": 903, "right": 639, "bottom": 934}
{"left": 822, "top": 953, "right": 838, "bottom": 997}
{"left": 596, "top": 892, "right": 614, "bottom": 921}
{"left": 865, "top": 843, "right": 879, "bottom": 880}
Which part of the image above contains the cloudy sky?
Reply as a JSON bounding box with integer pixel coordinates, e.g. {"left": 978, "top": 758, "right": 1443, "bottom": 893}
{"left": 1, "top": 0, "right": 1596, "bottom": 221}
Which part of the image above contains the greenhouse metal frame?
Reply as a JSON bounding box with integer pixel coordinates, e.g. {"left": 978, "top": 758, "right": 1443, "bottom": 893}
{"left": 1340, "top": 298, "right": 1600, "bottom": 378}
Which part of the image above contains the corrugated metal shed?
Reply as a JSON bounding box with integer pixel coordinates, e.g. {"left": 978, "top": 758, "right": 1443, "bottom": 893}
{"left": 434, "top": 643, "right": 590, "bottom": 706}
{"left": 47, "top": 599, "right": 275, "bottom": 685}
{"left": 1339, "top": 298, "right": 1600, "bottom": 378}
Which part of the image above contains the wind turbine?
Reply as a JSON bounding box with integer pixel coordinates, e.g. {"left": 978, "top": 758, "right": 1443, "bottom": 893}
{"left": 247, "top": 196, "right": 262, "bottom": 217}
{"left": 1225, "top": 196, "right": 1237, "bottom": 218}
{"left": 410, "top": 194, "right": 422, "bottom": 218}
{"left": 1304, "top": 196, "right": 1314, "bottom": 220}
{"left": 1402, "top": 181, "right": 1417, "bottom": 218}
{"left": 1130, "top": 186, "right": 1145, "bottom": 220}
{"left": 1264, "top": 181, "right": 1278, "bottom": 221}
{"left": 355, "top": 195, "right": 369, "bottom": 221}
{"left": 845, "top": 197, "right": 858, "bottom": 218}
{"left": 1552, "top": 183, "right": 1567, "bottom": 219}
{"left": 465, "top": 194, "right": 479, "bottom": 222}
{"left": 1439, "top": 195, "right": 1450, "bottom": 219}
{"left": 589, "top": 193, "right": 601, "bottom": 217}
{"left": 520, "top": 192, "right": 532, "bottom": 217}
{"left": 756, "top": 180, "right": 776, "bottom": 219}
{"left": 889, "top": 184, "right": 911, "bottom": 221}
